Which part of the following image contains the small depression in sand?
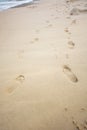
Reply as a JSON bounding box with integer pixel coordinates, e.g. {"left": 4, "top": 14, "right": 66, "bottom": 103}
{"left": 63, "top": 65, "right": 78, "bottom": 83}
{"left": 68, "top": 41, "right": 75, "bottom": 49}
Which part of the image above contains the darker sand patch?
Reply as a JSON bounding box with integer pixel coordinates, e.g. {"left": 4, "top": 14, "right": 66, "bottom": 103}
{"left": 72, "top": 119, "right": 81, "bottom": 130}
{"left": 63, "top": 65, "right": 78, "bottom": 83}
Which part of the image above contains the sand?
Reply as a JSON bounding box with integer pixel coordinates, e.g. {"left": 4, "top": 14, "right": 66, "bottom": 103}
{"left": 0, "top": 0, "right": 87, "bottom": 130}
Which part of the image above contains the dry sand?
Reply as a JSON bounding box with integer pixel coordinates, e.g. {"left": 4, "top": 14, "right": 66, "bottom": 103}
{"left": 0, "top": 0, "right": 87, "bottom": 130}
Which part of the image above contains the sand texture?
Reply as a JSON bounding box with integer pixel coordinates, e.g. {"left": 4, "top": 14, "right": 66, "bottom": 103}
{"left": 0, "top": 0, "right": 87, "bottom": 130}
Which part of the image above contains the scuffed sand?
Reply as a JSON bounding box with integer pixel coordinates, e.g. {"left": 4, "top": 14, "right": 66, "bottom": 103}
{"left": 0, "top": 0, "right": 87, "bottom": 130}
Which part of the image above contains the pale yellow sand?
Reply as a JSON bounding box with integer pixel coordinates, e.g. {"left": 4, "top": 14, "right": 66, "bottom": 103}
{"left": 0, "top": 0, "right": 87, "bottom": 130}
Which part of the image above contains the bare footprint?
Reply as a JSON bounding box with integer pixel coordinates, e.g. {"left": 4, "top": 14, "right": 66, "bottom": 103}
{"left": 69, "top": 0, "right": 78, "bottom": 2}
{"left": 30, "top": 38, "right": 39, "bottom": 44}
{"left": 6, "top": 85, "right": 17, "bottom": 94}
{"left": 16, "top": 75, "right": 25, "bottom": 83}
{"left": 72, "top": 120, "right": 81, "bottom": 130}
{"left": 64, "top": 107, "right": 68, "bottom": 112}
{"left": 5, "top": 75, "right": 25, "bottom": 94}
{"left": 30, "top": 41, "right": 34, "bottom": 44}
{"left": 71, "top": 19, "right": 76, "bottom": 24}
{"left": 64, "top": 28, "right": 69, "bottom": 32}
{"left": 81, "top": 120, "right": 87, "bottom": 130}
{"left": 64, "top": 28, "right": 71, "bottom": 35}
{"left": 70, "top": 7, "right": 87, "bottom": 15}
{"left": 63, "top": 65, "right": 78, "bottom": 83}
{"left": 46, "top": 20, "right": 50, "bottom": 23}
{"left": 45, "top": 24, "right": 53, "bottom": 28}
{"left": 68, "top": 41, "right": 75, "bottom": 49}
{"left": 66, "top": 16, "right": 71, "bottom": 19}
{"left": 81, "top": 108, "right": 86, "bottom": 111}
{"left": 80, "top": 9, "right": 87, "bottom": 14}
{"left": 70, "top": 8, "right": 80, "bottom": 15}
{"left": 72, "top": 118, "right": 87, "bottom": 130}
{"left": 5, "top": 81, "right": 19, "bottom": 94}
{"left": 34, "top": 38, "right": 39, "bottom": 41}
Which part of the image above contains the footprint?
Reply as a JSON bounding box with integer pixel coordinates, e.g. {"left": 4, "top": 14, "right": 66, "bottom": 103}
{"left": 64, "top": 28, "right": 69, "bottom": 33}
{"left": 5, "top": 81, "right": 19, "bottom": 94}
{"left": 72, "top": 118, "right": 87, "bottom": 130}
{"left": 70, "top": 7, "right": 87, "bottom": 15}
{"left": 30, "top": 38, "right": 39, "bottom": 44}
{"left": 6, "top": 84, "right": 17, "bottom": 94}
{"left": 63, "top": 65, "right": 78, "bottom": 83}
{"left": 34, "top": 38, "right": 39, "bottom": 41}
{"left": 47, "top": 24, "right": 53, "bottom": 27}
{"left": 81, "top": 108, "right": 86, "bottom": 111}
{"left": 69, "top": 0, "right": 78, "bottom": 2}
{"left": 35, "top": 29, "right": 40, "bottom": 33}
{"left": 85, "top": 120, "right": 87, "bottom": 125}
{"left": 66, "top": 16, "right": 71, "bottom": 19}
{"left": 72, "top": 120, "right": 81, "bottom": 130}
{"left": 70, "top": 8, "right": 80, "bottom": 15}
{"left": 16, "top": 75, "right": 25, "bottom": 83}
{"left": 30, "top": 41, "right": 34, "bottom": 44}
{"left": 64, "top": 107, "right": 68, "bottom": 112}
{"left": 80, "top": 9, "right": 87, "bottom": 14}
{"left": 54, "top": 16, "right": 59, "bottom": 19}
{"left": 81, "top": 120, "right": 87, "bottom": 130}
{"left": 68, "top": 41, "right": 75, "bottom": 49}
{"left": 65, "top": 28, "right": 71, "bottom": 35}
{"left": 5, "top": 75, "right": 25, "bottom": 94}
{"left": 71, "top": 19, "right": 76, "bottom": 24}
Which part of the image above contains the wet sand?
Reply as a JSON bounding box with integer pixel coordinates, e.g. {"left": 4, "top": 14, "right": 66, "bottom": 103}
{"left": 0, "top": 0, "right": 87, "bottom": 130}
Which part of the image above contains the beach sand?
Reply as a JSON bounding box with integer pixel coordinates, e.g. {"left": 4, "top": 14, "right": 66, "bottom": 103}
{"left": 0, "top": 0, "right": 87, "bottom": 130}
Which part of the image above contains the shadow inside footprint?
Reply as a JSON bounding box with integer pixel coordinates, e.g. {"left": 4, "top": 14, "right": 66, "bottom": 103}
{"left": 70, "top": 8, "right": 80, "bottom": 15}
{"left": 6, "top": 85, "right": 17, "bottom": 94}
{"left": 70, "top": 7, "right": 87, "bottom": 15}
{"left": 5, "top": 75, "right": 25, "bottom": 94}
{"left": 68, "top": 41, "right": 75, "bottom": 49}
{"left": 63, "top": 65, "right": 78, "bottom": 83}
{"left": 71, "top": 19, "right": 76, "bottom": 24}
{"left": 5, "top": 81, "right": 20, "bottom": 94}
{"left": 16, "top": 75, "right": 25, "bottom": 83}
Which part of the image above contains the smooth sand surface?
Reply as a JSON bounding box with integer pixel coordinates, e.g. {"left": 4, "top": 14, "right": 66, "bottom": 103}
{"left": 0, "top": 0, "right": 87, "bottom": 130}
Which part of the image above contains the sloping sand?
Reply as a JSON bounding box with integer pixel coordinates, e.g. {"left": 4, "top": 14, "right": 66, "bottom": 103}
{"left": 0, "top": 0, "right": 87, "bottom": 130}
